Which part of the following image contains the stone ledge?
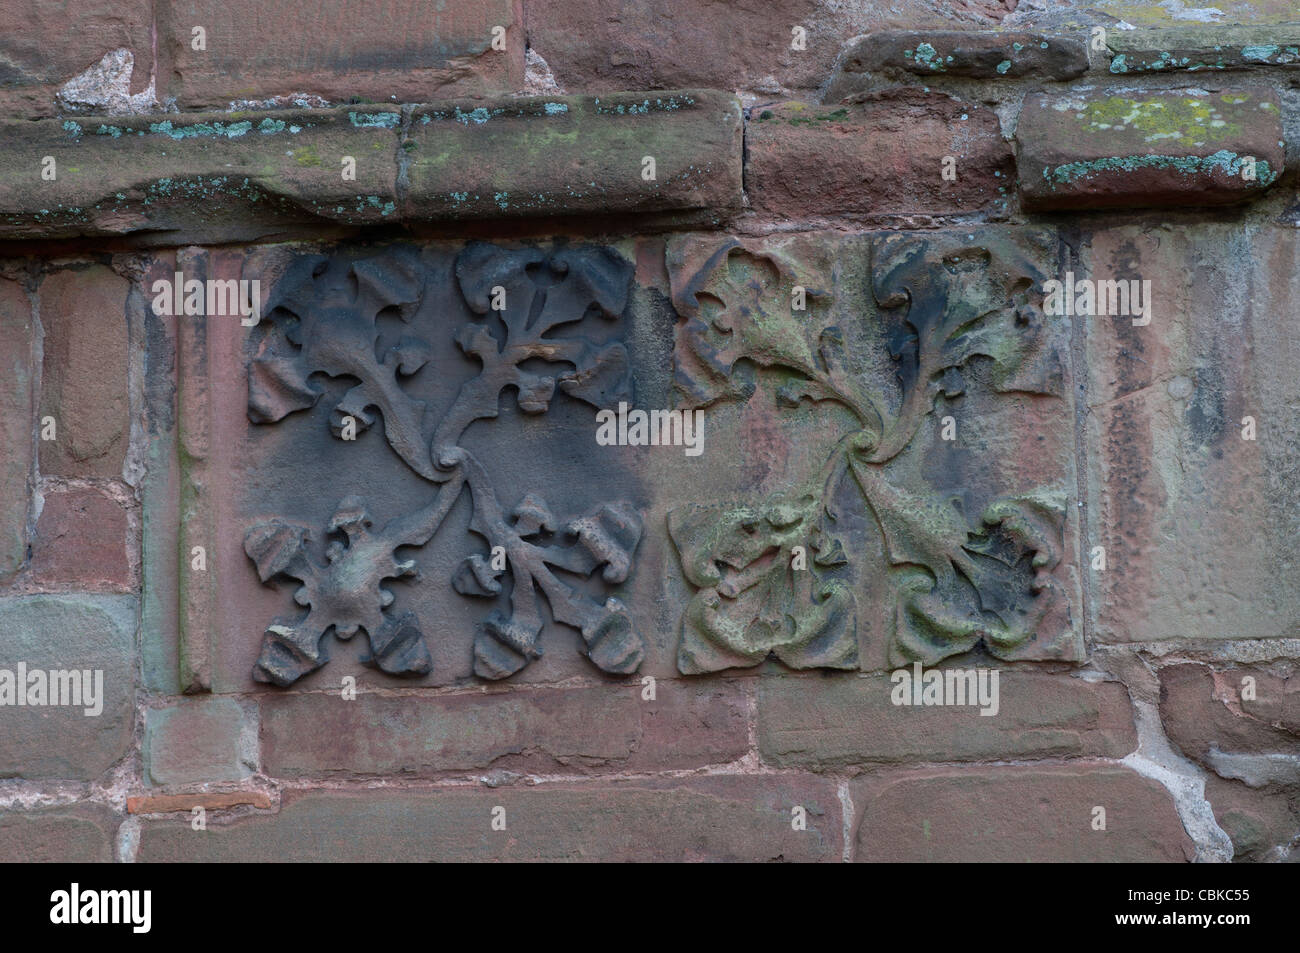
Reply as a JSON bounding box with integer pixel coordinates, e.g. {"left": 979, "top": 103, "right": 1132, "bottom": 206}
{"left": 827, "top": 31, "right": 1089, "bottom": 102}
{"left": 0, "top": 90, "right": 743, "bottom": 241}
{"left": 1017, "top": 86, "right": 1286, "bottom": 210}
{"left": 1108, "top": 26, "right": 1300, "bottom": 74}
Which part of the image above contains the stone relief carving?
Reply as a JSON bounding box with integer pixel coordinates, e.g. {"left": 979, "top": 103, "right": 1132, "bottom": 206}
{"left": 243, "top": 244, "right": 645, "bottom": 685}
{"left": 667, "top": 231, "right": 1072, "bottom": 673}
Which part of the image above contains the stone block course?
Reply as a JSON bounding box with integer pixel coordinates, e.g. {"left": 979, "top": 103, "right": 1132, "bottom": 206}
{"left": 138, "top": 777, "right": 842, "bottom": 862}
{"left": 160, "top": 0, "right": 523, "bottom": 109}
{"left": 758, "top": 672, "right": 1137, "bottom": 769}
{"left": 261, "top": 680, "right": 749, "bottom": 778}
{"left": 853, "top": 765, "right": 1195, "bottom": 862}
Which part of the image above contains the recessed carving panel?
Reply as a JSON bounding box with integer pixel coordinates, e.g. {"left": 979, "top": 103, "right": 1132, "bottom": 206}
{"left": 153, "top": 229, "right": 1084, "bottom": 693}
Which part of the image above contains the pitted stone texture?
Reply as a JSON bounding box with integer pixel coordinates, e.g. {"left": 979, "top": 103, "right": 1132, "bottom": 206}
{"left": 262, "top": 682, "right": 748, "bottom": 777}
{"left": 0, "top": 278, "right": 33, "bottom": 584}
{"left": 759, "top": 672, "right": 1136, "bottom": 768}
{"left": 827, "top": 31, "right": 1087, "bottom": 100}
{"left": 145, "top": 697, "right": 252, "bottom": 786}
{"left": 0, "top": 595, "right": 135, "bottom": 780}
{"left": 745, "top": 92, "right": 1013, "bottom": 223}
{"left": 161, "top": 0, "right": 521, "bottom": 109}
{"left": 1083, "top": 225, "right": 1300, "bottom": 644}
{"left": 37, "top": 265, "right": 130, "bottom": 478}
{"left": 0, "top": 108, "right": 400, "bottom": 241}
{"left": 853, "top": 765, "right": 1195, "bottom": 862}
{"left": 1109, "top": 26, "right": 1300, "bottom": 73}
{"left": 28, "top": 486, "right": 132, "bottom": 591}
{"left": 0, "top": 0, "right": 154, "bottom": 119}
{"left": 402, "top": 91, "right": 743, "bottom": 223}
{"left": 138, "top": 778, "right": 841, "bottom": 861}
{"left": 1018, "top": 87, "right": 1285, "bottom": 210}
{"left": 0, "top": 804, "right": 117, "bottom": 862}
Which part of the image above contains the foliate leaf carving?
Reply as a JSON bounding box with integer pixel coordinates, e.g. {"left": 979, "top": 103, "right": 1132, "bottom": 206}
{"left": 668, "top": 493, "right": 857, "bottom": 674}
{"left": 668, "top": 231, "right": 1074, "bottom": 672}
{"left": 245, "top": 244, "right": 644, "bottom": 684}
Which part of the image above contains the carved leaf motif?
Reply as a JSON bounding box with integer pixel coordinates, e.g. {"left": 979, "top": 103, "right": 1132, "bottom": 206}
{"left": 668, "top": 230, "right": 1071, "bottom": 673}
{"left": 247, "top": 249, "right": 436, "bottom": 479}
{"left": 469, "top": 493, "right": 645, "bottom": 680}
{"left": 667, "top": 494, "right": 857, "bottom": 674}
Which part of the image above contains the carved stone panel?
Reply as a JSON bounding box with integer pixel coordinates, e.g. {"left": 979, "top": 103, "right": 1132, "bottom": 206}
{"left": 147, "top": 229, "right": 1083, "bottom": 694}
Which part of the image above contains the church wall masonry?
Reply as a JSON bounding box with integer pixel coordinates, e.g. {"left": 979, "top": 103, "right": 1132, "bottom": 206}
{"left": 1, "top": 0, "right": 1298, "bottom": 863}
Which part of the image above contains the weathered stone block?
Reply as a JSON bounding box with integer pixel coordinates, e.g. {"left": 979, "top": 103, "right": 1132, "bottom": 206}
{"left": 0, "top": 804, "right": 117, "bottom": 862}
{"left": 524, "top": 0, "right": 1012, "bottom": 97}
{"left": 1018, "top": 87, "right": 1285, "bottom": 210}
{"left": 160, "top": 0, "right": 521, "bottom": 109}
{"left": 0, "top": 595, "right": 135, "bottom": 780}
{"left": 745, "top": 92, "right": 1013, "bottom": 223}
{"left": 827, "top": 31, "right": 1088, "bottom": 99}
{"left": 28, "top": 486, "right": 132, "bottom": 591}
{"left": 758, "top": 672, "right": 1135, "bottom": 768}
{"left": 401, "top": 90, "right": 743, "bottom": 222}
{"left": 853, "top": 765, "right": 1194, "bottom": 861}
{"left": 1108, "top": 26, "right": 1300, "bottom": 74}
{"left": 1159, "top": 663, "right": 1298, "bottom": 771}
{"left": 145, "top": 697, "right": 253, "bottom": 786}
{"left": 1203, "top": 774, "right": 1299, "bottom": 862}
{"left": 138, "top": 777, "right": 841, "bottom": 861}
{"left": 0, "top": 108, "right": 401, "bottom": 241}
{"left": 1082, "top": 225, "right": 1300, "bottom": 643}
{"left": 0, "top": 0, "right": 154, "bottom": 119}
{"left": 37, "top": 265, "right": 131, "bottom": 479}
{"left": 0, "top": 277, "right": 33, "bottom": 584}
{"left": 261, "top": 681, "right": 748, "bottom": 777}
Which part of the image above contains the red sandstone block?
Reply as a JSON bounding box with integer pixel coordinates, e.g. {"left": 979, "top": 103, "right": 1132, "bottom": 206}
{"left": 758, "top": 672, "right": 1136, "bottom": 768}
{"left": 137, "top": 776, "right": 841, "bottom": 861}
{"left": 745, "top": 91, "right": 1013, "bottom": 224}
{"left": 0, "top": 0, "right": 154, "bottom": 119}
{"left": 261, "top": 680, "right": 749, "bottom": 777}
{"left": 28, "top": 486, "right": 132, "bottom": 591}
{"left": 38, "top": 265, "right": 131, "bottom": 479}
{"left": 853, "top": 764, "right": 1195, "bottom": 862}
{"left": 161, "top": 0, "right": 522, "bottom": 109}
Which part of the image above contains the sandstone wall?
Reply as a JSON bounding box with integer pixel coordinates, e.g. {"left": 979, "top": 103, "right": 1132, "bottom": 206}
{"left": 1, "top": 0, "right": 1298, "bottom": 863}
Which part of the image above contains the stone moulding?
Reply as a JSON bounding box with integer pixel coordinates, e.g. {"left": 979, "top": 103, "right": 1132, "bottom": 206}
{"left": 0, "top": 89, "right": 743, "bottom": 242}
